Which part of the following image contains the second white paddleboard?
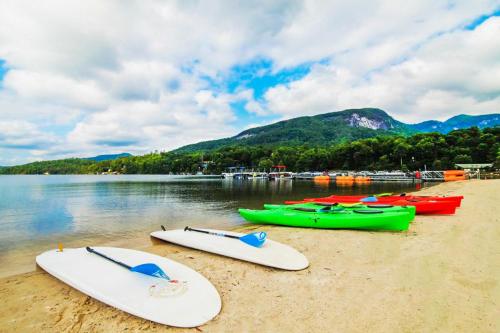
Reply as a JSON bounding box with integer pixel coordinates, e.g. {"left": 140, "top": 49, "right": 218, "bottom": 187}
{"left": 151, "top": 228, "right": 309, "bottom": 270}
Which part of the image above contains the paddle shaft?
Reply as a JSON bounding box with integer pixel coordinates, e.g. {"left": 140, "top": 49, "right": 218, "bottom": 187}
{"left": 184, "top": 226, "right": 239, "bottom": 239}
{"left": 86, "top": 247, "right": 131, "bottom": 270}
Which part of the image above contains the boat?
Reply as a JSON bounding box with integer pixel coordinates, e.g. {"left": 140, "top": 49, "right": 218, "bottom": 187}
{"left": 288, "top": 194, "right": 463, "bottom": 207}
{"left": 285, "top": 196, "right": 457, "bottom": 215}
{"left": 263, "top": 202, "right": 416, "bottom": 220}
{"left": 268, "top": 165, "right": 293, "bottom": 180}
{"left": 221, "top": 166, "right": 246, "bottom": 179}
{"left": 294, "top": 172, "right": 323, "bottom": 179}
{"left": 239, "top": 206, "right": 413, "bottom": 231}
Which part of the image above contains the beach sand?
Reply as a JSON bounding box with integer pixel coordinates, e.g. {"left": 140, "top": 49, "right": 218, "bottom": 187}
{"left": 1, "top": 179, "right": 499, "bottom": 332}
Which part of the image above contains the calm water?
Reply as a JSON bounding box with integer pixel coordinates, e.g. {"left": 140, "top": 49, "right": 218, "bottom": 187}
{"left": 0, "top": 175, "right": 430, "bottom": 277}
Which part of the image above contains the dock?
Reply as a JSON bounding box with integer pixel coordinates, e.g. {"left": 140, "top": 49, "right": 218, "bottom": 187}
{"left": 220, "top": 169, "right": 456, "bottom": 182}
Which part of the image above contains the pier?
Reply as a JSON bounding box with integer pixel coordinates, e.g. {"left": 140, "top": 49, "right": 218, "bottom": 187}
{"left": 219, "top": 169, "right": 472, "bottom": 182}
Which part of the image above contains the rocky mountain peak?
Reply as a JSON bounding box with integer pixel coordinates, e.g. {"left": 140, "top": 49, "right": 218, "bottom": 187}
{"left": 346, "top": 113, "right": 391, "bottom": 130}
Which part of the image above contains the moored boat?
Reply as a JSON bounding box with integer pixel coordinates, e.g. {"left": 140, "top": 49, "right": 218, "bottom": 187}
{"left": 287, "top": 194, "right": 463, "bottom": 207}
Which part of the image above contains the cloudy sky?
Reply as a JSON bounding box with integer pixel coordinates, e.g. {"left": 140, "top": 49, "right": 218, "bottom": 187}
{"left": 0, "top": 1, "right": 499, "bottom": 165}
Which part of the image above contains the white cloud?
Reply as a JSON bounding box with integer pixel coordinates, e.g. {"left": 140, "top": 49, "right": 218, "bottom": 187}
{"left": 0, "top": 120, "right": 58, "bottom": 149}
{"left": 245, "top": 99, "right": 267, "bottom": 116}
{"left": 0, "top": 0, "right": 498, "bottom": 164}
{"left": 262, "top": 15, "right": 500, "bottom": 123}
{"left": 4, "top": 70, "right": 109, "bottom": 109}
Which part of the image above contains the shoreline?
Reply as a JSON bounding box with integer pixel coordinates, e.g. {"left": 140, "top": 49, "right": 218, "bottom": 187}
{"left": 0, "top": 176, "right": 422, "bottom": 280}
{"left": 1, "top": 180, "right": 499, "bottom": 332}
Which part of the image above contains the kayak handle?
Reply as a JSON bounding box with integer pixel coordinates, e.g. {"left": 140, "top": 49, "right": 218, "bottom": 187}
{"left": 184, "top": 226, "right": 239, "bottom": 239}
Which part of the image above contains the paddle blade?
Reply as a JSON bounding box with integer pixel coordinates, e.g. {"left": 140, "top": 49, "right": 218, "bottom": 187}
{"left": 130, "top": 263, "right": 170, "bottom": 280}
{"left": 239, "top": 231, "right": 267, "bottom": 248}
{"left": 360, "top": 196, "right": 378, "bottom": 202}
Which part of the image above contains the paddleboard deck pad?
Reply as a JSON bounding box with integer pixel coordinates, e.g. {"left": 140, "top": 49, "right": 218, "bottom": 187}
{"left": 36, "top": 247, "right": 221, "bottom": 327}
{"left": 151, "top": 228, "right": 309, "bottom": 271}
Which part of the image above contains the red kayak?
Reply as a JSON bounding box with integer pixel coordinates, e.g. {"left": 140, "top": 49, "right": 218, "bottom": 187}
{"left": 285, "top": 196, "right": 460, "bottom": 215}
{"left": 287, "top": 194, "right": 462, "bottom": 206}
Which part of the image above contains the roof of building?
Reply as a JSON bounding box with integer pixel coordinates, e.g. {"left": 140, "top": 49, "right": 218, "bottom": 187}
{"left": 455, "top": 163, "right": 494, "bottom": 169}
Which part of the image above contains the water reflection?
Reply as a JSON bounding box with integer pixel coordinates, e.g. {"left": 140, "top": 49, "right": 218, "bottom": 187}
{"left": 0, "top": 175, "right": 428, "bottom": 275}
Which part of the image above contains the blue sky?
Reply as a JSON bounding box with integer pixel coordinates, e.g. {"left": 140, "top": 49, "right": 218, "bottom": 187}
{"left": 217, "top": 58, "right": 315, "bottom": 127}
{"left": 0, "top": 1, "right": 499, "bottom": 165}
{"left": 0, "top": 59, "right": 7, "bottom": 86}
{"left": 464, "top": 7, "right": 500, "bottom": 29}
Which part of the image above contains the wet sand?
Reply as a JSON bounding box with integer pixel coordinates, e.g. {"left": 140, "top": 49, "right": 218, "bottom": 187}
{"left": 1, "top": 179, "right": 499, "bottom": 332}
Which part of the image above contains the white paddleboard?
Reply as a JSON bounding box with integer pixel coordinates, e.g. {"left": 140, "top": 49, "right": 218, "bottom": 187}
{"left": 36, "top": 247, "right": 221, "bottom": 328}
{"left": 151, "top": 228, "right": 309, "bottom": 271}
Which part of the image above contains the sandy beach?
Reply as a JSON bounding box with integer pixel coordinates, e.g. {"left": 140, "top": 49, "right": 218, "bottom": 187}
{"left": 1, "top": 179, "right": 499, "bottom": 332}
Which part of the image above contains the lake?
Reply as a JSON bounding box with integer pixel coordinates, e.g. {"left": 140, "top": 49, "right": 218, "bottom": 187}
{"left": 0, "top": 175, "right": 430, "bottom": 277}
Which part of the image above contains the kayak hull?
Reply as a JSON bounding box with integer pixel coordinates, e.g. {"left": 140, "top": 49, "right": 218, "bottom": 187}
{"left": 239, "top": 208, "right": 413, "bottom": 231}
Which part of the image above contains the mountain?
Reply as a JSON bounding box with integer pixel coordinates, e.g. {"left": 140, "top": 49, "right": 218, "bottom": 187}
{"left": 411, "top": 114, "right": 500, "bottom": 133}
{"left": 85, "top": 153, "right": 132, "bottom": 162}
{"left": 175, "top": 108, "right": 410, "bottom": 152}
{"left": 174, "top": 109, "right": 499, "bottom": 153}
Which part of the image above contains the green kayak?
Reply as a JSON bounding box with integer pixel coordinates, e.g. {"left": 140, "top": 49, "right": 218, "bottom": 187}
{"left": 239, "top": 205, "right": 413, "bottom": 231}
{"left": 263, "top": 203, "right": 416, "bottom": 221}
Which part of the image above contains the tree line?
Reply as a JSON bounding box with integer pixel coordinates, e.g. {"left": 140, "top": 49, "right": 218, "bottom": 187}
{"left": 1, "top": 126, "right": 498, "bottom": 175}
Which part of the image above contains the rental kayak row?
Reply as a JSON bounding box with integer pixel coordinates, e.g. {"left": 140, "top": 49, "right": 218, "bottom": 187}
{"left": 239, "top": 193, "right": 463, "bottom": 230}
{"left": 285, "top": 194, "right": 462, "bottom": 215}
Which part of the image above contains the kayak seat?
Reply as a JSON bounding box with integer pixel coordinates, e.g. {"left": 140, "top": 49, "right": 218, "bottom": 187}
{"left": 366, "top": 204, "right": 393, "bottom": 208}
{"left": 293, "top": 207, "right": 317, "bottom": 212}
{"left": 353, "top": 209, "right": 383, "bottom": 214}
{"left": 314, "top": 203, "right": 339, "bottom": 207}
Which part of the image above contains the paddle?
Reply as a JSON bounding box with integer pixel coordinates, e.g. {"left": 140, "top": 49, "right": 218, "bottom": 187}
{"left": 86, "top": 247, "right": 170, "bottom": 280}
{"left": 182, "top": 226, "right": 267, "bottom": 248}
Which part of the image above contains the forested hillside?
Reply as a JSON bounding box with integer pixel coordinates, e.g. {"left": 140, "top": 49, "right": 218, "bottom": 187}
{"left": 1, "top": 127, "right": 498, "bottom": 175}
{"left": 175, "top": 108, "right": 499, "bottom": 153}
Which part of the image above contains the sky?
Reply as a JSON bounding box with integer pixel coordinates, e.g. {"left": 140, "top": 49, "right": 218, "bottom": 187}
{"left": 0, "top": 1, "right": 499, "bottom": 165}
